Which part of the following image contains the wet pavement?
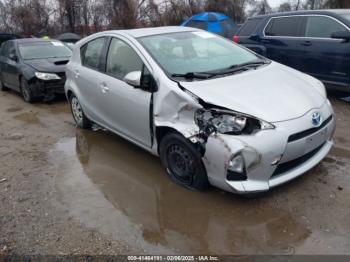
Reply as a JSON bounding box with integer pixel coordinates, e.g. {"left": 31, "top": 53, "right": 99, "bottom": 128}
{"left": 1, "top": 91, "right": 350, "bottom": 255}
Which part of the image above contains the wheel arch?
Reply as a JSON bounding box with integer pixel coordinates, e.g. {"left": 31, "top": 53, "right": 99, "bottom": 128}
{"left": 155, "top": 126, "right": 184, "bottom": 154}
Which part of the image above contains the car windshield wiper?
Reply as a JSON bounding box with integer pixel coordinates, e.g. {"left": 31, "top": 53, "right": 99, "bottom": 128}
{"left": 228, "top": 60, "right": 270, "bottom": 70}
{"left": 207, "top": 60, "right": 270, "bottom": 77}
{"left": 171, "top": 72, "right": 214, "bottom": 80}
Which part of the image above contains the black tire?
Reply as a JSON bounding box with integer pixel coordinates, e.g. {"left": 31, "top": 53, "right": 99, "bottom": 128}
{"left": 69, "top": 94, "right": 91, "bottom": 129}
{"left": 20, "top": 77, "right": 35, "bottom": 103}
{"left": 0, "top": 77, "right": 8, "bottom": 91}
{"left": 159, "top": 132, "right": 210, "bottom": 191}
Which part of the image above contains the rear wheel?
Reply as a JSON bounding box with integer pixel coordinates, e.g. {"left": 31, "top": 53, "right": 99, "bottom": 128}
{"left": 159, "top": 132, "right": 210, "bottom": 191}
{"left": 20, "top": 77, "right": 35, "bottom": 103}
{"left": 69, "top": 94, "right": 91, "bottom": 129}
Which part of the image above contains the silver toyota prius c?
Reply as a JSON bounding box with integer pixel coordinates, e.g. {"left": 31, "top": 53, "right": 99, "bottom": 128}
{"left": 65, "top": 26, "right": 336, "bottom": 195}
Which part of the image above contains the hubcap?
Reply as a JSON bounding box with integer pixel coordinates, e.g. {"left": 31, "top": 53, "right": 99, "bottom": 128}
{"left": 71, "top": 97, "right": 83, "bottom": 125}
{"left": 167, "top": 144, "right": 195, "bottom": 184}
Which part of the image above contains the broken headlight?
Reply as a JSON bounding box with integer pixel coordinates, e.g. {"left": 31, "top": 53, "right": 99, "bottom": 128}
{"left": 194, "top": 109, "right": 275, "bottom": 135}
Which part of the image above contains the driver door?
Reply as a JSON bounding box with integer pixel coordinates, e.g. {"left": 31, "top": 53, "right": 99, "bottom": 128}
{"left": 98, "top": 37, "right": 153, "bottom": 148}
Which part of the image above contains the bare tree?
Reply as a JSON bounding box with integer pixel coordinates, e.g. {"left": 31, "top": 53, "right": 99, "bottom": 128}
{"left": 278, "top": 2, "right": 293, "bottom": 12}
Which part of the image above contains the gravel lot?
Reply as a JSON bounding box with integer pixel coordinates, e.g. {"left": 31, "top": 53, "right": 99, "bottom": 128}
{"left": 0, "top": 90, "right": 350, "bottom": 255}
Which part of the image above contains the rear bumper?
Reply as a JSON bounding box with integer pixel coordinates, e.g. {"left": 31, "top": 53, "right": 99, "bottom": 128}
{"left": 202, "top": 100, "right": 335, "bottom": 194}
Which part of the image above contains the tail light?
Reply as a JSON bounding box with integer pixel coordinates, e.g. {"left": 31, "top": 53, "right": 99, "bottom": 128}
{"left": 233, "top": 35, "right": 239, "bottom": 43}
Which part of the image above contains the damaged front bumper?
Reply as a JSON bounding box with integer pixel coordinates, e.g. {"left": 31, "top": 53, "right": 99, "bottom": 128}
{"left": 30, "top": 74, "right": 66, "bottom": 99}
{"left": 201, "top": 103, "right": 336, "bottom": 194}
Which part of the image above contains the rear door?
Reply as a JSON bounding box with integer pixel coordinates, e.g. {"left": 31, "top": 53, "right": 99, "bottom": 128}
{"left": 261, "top": 16, "right": 304, "bottom": 70}
{"left": 297, "top": 15, "right": 350, "bottom": 86}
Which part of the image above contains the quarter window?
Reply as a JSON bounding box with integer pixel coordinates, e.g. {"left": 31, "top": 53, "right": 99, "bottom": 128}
{"left": 304, "top": 16, "right": 348, "bottom": 38}
{"left": 106, "top": 38, "right": 143, "bottom": 80}
{"left": 81, "top": 37, "right": 106, "bottom": 70}
{"left": 265, "top": 16, "right": 301, "bottom": 37}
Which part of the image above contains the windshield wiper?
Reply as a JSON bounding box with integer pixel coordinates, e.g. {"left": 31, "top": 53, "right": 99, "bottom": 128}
{"left": 228, "top": 60, "right": 270, "bottom": 70}
{"left": 204, "top": 59, "right": 270, "bottom": 77}
{"left": 171, "top": 72, "right": 214, "bottom": 79}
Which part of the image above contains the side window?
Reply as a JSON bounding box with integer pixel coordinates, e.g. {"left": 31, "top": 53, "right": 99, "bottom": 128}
{"left": 0, "top": 42, "right": 9, "bottom": 56}
{"left": 265, "top": 16, "right": 301, "bottom": 37}
{"left": 304, "top": 16, "right": 348, "bottom": 38}
{"left": 8, "top": 43, "right": 16, "bottom": 58}
{"left": 238, "top": 19, "right": 262, "bottom": 36}
{"left": 81, "top": 37, "right": 106, "bottom": 70}
{"left": 106, "top": 38, "right": 143, "bottom": 80}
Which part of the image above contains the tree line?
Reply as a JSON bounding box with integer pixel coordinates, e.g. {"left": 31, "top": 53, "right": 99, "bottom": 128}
{"left": 0, "top": 0, "right": 349, "bottom": 37}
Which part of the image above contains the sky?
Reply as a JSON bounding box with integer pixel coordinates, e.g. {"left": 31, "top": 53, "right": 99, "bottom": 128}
{"left": 268, "top": 0, "right": 290, "bottom": 8}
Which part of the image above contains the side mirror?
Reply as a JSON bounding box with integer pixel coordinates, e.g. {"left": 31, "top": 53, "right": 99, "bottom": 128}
{"left": 9, "top": 53, "right": 18, "bottom": 62}
{"left": 331, "top": 31, "right": 350, "bottom": 42}
{"left": 249, "top": 34, "right": 260, "bottom": 41}
{"left": 124, "top": 71, "right": 141, "bottom": 87}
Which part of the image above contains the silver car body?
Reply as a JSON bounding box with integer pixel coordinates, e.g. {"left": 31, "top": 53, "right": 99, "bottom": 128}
{"left": 65, "top": 26, "right": 335, "bottom": 194}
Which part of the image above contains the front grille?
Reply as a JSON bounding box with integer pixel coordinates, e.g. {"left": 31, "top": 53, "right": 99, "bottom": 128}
{"left": 271, "top": 142, "right": 325, "bottom": 178}
{"left": 288, "top": 115, "right": 333, "bottom": 143}
{"left": 44, "top": 72, "right": 66, "bottom": 90}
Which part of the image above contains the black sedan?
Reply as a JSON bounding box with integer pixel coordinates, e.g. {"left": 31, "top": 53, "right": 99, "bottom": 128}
{"left": 0, "top": 38, "right": 72, "bottom": 102}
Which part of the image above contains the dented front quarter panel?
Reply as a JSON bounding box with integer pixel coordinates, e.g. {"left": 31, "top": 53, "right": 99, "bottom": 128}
{"left": 152, "top": 76, "right": 202, "bottom": 145}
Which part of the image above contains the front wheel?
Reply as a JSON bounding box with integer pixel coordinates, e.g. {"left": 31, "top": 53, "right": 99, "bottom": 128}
{"left": 20, "top": 77, "right": 35, "bottom": 103}
{"left": 159, "top": 132, "right": 210, "bottom": 191}
{"left": 69, "top": 94, "right": 91, "bottom": 129}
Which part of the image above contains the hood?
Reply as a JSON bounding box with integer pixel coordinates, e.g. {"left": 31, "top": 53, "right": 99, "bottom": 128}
{"left": 180, "top": 62, "right": 326, "bottom": 123}
{"left": 24, "top": 58, "right": 70, "bottom": 73}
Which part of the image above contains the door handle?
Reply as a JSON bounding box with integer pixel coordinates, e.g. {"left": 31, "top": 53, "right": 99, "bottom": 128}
{"left": 74, "top": 70, "right": 80, "bottom": 78}
{"left": 300, "top": 41, "right": 312, "bottom": 46}
{"left": 100, "top": 83, "right": 110, "bottom": 93}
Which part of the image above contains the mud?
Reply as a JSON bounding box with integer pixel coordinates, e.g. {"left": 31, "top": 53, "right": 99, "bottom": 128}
{"left": 1, "top": 90, "right": 350, "bottom": 255}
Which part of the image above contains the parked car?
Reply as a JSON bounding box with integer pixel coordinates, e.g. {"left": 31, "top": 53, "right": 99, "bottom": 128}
{"left": 181, "top": 12, "right": 238, "bottom": 39}
{"left": 234, "top": 10, "right": 350, "bottom": 93}
{"left": 65, "top": 27, "right": 335, "bottom": 195}
{"left": 0, "top": 38, "right": 72, "bottom": 102}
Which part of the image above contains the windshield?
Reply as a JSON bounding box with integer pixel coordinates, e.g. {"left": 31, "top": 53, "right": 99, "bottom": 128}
{"left": 138, "top": 31, "right": 260, "bottom": 76}
{"left": 19, "top": 41, "right": 72, "bottom": 60}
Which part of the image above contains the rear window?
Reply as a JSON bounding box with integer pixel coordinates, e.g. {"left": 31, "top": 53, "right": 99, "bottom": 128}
{"left": 237, "top": 19, "right": 262, "bottom": 36}
{"left": 185, "top": 21, "right": 207, "bottom": 30}
{"left": 220, "top": 19, "right": 237, "bottom": 38}
{"left": 265, "top": 16, "right": 301, "bottom": 37}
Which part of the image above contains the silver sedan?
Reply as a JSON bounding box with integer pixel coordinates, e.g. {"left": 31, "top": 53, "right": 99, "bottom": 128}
{"left": 65, "top": 26, "right": 335, "bottom": 195}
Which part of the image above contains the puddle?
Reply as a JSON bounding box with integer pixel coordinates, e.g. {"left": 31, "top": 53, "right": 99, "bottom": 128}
{"left": 6, "top": 106, "right": 23, "bottom": 113}
{"left": 14, "top": 111, "right": 40, "bottom": 125}
{"left": 49, "top": 129, "right": 312, "bottom": 254}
